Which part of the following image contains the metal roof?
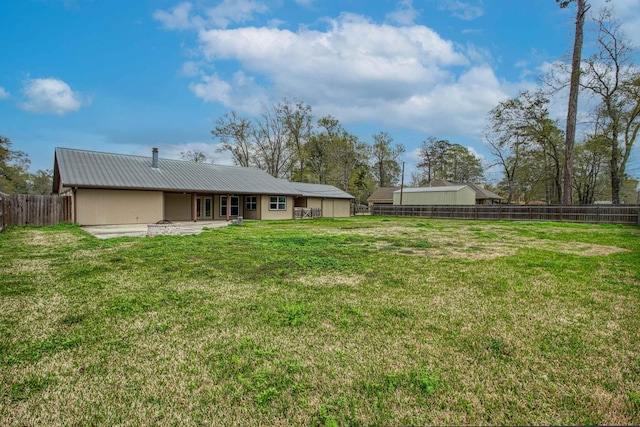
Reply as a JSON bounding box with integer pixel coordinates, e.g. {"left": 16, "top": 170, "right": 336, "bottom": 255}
{"left": 394, "top": 186, "right": 469, "bottom": 193}
{"left": 463, "top": 182, "right": 504, "bottom": 200}
{"left": 54, "top": 147, "right": 338, "bottom": 196}
{"left": 290, "top": 182, "right": 354, "bottom": 199}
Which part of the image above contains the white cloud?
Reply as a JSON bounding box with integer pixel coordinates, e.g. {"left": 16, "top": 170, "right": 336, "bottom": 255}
{"left": 0, "top": 87, "right": 9, "bottom": 99}
{"left": 465, "top": 145, "right": 485, "bottom": 162}
{"left": 438, "top": 0, "right": 484, "bottom": 21}
{"left": 189, "top": 71, "right": 268, "bottom": 113}
{"left": 181, "top": 61, "right": 203, "bottom": 77}
{"left": 386, "top": 0, "right": 420, "bottom": 26}
{"left": 154, "top": 0, "right": 268, "bottom": 30}
{"left": 581, "top": 0, "right": 640, "bottom": 45}
{"left": 340, "top": 66, "right": 509, "bottom": 135}
{"left": 159, "top": 4, "right": 527, "bottom": 137}
{"left": 188, "top": 13, "right": 509, "bottom": 134}
{"left": 20, "top": 77, "right": 87, "bottom": 115}
{"left": 189, "top": 73, "right": 233, "bottom": 104}
{"left": 205, "top": 0, "right": 268, "bottom": 29}
{"left": 153, "top": 2, "right": 195, "bottom": 30}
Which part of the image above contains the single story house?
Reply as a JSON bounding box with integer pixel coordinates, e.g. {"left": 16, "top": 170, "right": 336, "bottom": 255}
{"left": 53, "top": 147, "right": 354, "bottom": 225}
{"left": 393, "top": 186, "right": 476, "bottom": 206}
{"left": 367, "top": 186, "right": 401, "bottom": 207}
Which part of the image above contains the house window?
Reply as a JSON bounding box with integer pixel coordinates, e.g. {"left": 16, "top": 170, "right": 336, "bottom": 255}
{"left": 245, "top": 196, "right": 257, "bottom": 211}
{"left": 269, "top": 196, "right": 286, "bottom": 210}
{"left": 221, "top": 196, "right": 239, "bottom": 216}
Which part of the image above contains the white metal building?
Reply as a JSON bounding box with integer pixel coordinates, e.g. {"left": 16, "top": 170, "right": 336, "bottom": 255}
{"left": 393, "top": 186, "right": 476, "bottom": 205}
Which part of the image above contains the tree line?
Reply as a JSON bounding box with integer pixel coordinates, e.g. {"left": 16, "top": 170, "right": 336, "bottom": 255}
{"left": 3, "top": 3, "right": 637, "bottom": 205}
{"left": 209, "top": 3, "right": 640, "bottom": 205}
{"left": 486, "top": 4, "right": 640, "bottom": 204}
{"left": 209, "top": 99, "right": 485, "bottom": 204}
{"left": 0, "top": 135, "right": 52, "bottom": 195}
{"left": 210, "top": 100, "right": 405, "bottom": 205}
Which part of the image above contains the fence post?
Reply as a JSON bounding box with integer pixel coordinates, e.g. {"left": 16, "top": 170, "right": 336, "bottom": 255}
{"left": 0, "top": 193, "right": 4, "bottom": 232}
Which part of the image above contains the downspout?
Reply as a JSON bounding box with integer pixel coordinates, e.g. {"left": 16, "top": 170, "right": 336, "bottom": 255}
{"left": 399, "top": 161, "right": 405, "bottom": 206}
{"left": 226, "top": 193, "right": 230, "bottom": 221}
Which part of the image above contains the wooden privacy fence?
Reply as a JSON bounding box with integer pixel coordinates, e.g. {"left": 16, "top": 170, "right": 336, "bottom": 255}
{"left": 371, "top": 204, "right": 640, "bottom": 225}
{"left": 0, "top": 193, "right": 5, "bottom": 232}
{"left": 0, "top": 193, "right": 73, "bottom": 230}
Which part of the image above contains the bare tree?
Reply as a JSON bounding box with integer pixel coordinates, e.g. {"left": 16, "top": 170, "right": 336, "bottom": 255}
{"left": 212, "top": 100, "right": 314, "bottom": 179}
{"left": 179, "top": 150, "right": 209, "bottom": 163}
{"left": 307, "top": 116, "right": 340, "bottom": 185}
{"left": 370, "top": 132, "right": 405, "bottom": 187}
{"left": 279, "top": 99, "right": 313, "bottom": 182}
{"left": 488, "top": 91, "right": 565, "bottom": 203}
{"left": 212, "top": 111, "right": 255, "bottom": 167}
{"left": 253, "top": 103, "right": 295, "bottom": 178}
{"left": 581, "top": 10, "right": 640, "bottom": 203}
{"left": 485, "top": 132, "right": 523, "bottom": 204}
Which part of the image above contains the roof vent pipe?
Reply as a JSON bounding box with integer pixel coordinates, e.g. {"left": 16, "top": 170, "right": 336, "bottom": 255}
{"left": 152, "top": 148, "right": 159, "bottom": 168}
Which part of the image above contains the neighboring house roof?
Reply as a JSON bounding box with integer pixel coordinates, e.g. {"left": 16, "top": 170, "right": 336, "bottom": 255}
{"left": 53, "top": 147, "right": 353, "bottom": 198}
{"left": 290, "top": 182, "right": 354, "bottom": 199}
{"left": 394, "top": 185, "right": 469, "bottom": 193}
{"left": 464, "top": 183, "right": 503, "bottom": 200}
{"left": 428, "top": 180, "right": 503, "bottom": 200}
{"left": 367, "top": 186, "right": 401, "bottom": 203}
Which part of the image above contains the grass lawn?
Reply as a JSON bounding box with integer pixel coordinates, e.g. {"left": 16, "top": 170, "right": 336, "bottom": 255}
{"left": 1, "top": 216, "right": 639, "bottom": 426}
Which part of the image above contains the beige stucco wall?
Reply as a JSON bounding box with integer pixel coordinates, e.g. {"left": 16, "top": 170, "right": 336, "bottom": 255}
{"left": 260, "top": 195, "right": 293, "bottom": 220}
{"left": 306, "top": 198, "right": 322, "bottom": 209}
{"left": 322, "top": 199, "right": 335, "bottom": 217}
{"left": 244, "top": 195, "right": 261, "bottom": 220}
{"left": 393, "top": 187, "right": 476, "bottom": 206}
{"left": 164, "top": 193, "right": 192, "bottom": 221}
{"left": 330, "top": 199, "right": 351, "bottom": 217}
{"left": 76, "top": 189, "right": 163, "bottom": 225}
{"left": 301, "top": 198, "right": 351, "bottom": 217}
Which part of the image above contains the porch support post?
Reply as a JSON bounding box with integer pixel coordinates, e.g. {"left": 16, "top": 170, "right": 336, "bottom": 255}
{"left": 192, "top": 192, "right": 197, "bottom": 222}
{"left": 226, "top": 193, "right": 231, "bottom": 221}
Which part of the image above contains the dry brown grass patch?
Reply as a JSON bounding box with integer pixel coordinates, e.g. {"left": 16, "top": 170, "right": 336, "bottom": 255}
{"left": 296, "top": 274, "right": 365, "bottom": 289}
{"left": 17, "top": 230, "right": 78, "bottom": 247}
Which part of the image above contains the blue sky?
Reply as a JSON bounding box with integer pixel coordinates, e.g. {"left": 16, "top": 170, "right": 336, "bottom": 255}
{"left": 1, "top": 0, "right": 639, "bottom": 181}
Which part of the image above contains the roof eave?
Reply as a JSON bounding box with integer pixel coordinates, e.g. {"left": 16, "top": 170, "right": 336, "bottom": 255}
{"left": 66, "top": 184, "right": 300, "bottom": 195}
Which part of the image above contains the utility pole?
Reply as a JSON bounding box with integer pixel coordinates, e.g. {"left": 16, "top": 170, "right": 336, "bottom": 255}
{"left": 399, "top": 161, "right": 405, "bottom": 205}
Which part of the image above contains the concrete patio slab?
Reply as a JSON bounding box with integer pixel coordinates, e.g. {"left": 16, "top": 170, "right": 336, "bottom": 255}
{"left": 81, "top": 221, "right": 229, "bottom": 239}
